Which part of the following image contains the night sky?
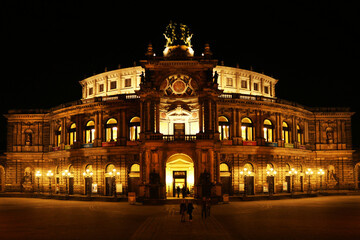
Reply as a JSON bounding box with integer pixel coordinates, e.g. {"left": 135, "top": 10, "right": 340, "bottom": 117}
{"left": 1, "top": 2, "right": 359, "bottom": 150}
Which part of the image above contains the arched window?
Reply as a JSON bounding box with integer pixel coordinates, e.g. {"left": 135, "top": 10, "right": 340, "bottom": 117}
{"left": 282, "top": 122, "right": 290, "bottom": 143}
{"left": 129, "top": 117, "right": 140, "bottom": 141}
{"left": 218, "top": 116, "right": 230, "bottom": 140}
{"left": 69, "top": 123, "right": 76, "bottom": 145}
{"left": 263, "top": 119, "right": 274, "bottom": 142}
{"left": 105, "top": 118, "right": 118, "bottom": 142}
{"left": 244, "top": 163, "right": 254, "bottom": 172}
{"left": 241, "top": 117, "right": 254, "bottom": 141}
{"left": 55, "top": 126, "right": 61, "bottom": 147}
{"left": 220, "top": 163, "right": 231, "bottom": 177}
{"left": 85, "top": 121, "right": 95, "bottom": 143}
{"left": 220, "top": 163, "right": 230, "bottom": 172}
{"left": 129, "top": 163, "right": 140, "bottom": 177}
{"left": 130, "top": 164, "right": 140, "bottom": 172}
{"left": 105, "top": 164, "right": 116, "bottom": 176}
{"left": 297, "top": 124, "right": 304, "bottom": 145}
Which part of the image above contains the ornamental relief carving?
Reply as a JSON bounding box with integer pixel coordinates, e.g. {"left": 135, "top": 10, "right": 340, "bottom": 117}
{"left": 160, "top": 74, "right": 197, "bottom": 96}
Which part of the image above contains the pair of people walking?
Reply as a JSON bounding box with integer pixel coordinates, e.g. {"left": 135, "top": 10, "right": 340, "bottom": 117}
{"left": 176, "top": 186, "right": 190, "bottom": 198}
{"left": 180, "top": 200, "right": 194, "bottom": 222}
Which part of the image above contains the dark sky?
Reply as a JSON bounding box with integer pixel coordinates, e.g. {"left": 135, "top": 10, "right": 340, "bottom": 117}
{"left": 1, "top": 2, "right": 359, "bottom": 149}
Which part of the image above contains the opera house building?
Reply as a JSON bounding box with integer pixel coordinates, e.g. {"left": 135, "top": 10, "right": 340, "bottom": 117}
{"left": 0, "top": 23, "right": 357, "bottom": 199}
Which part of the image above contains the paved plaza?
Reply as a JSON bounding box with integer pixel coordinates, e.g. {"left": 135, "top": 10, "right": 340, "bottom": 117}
{"left": 1, "top": 196, "right": 360, "bottom": 240}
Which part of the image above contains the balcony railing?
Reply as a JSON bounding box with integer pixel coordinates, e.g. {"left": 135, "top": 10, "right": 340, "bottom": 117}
{"left": 163, "top": 135, "right": 197, "bottom": 142}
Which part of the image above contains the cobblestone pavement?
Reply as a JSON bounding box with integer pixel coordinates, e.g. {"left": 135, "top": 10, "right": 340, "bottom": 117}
{"left": 1, "top": 196, "right": 360, "bottom": 240}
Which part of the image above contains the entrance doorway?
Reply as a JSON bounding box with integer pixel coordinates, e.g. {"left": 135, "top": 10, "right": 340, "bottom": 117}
{"left": 69, "top": 178, "right": 74, "bottom": 195}
{"left": 173, "top": 171, "right": 187, "bottom": 197}
{"left": 166, "top": 153, "right": 194, "bottom": 198}
{"left": 0, "top": 166, "right": 5, "bottom": 192}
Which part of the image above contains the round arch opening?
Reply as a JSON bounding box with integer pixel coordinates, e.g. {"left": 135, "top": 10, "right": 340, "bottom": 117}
{"left": 165, "top": 153, "right": 194, "bottom": 198}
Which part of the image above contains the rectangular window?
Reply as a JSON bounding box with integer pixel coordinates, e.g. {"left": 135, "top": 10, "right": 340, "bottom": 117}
{"left": 125, "top": 78, "right": 132, "bottom": 87}
{"left": 241, "top": 80, "right": 247, "bottom": 89}
{"left": 226, "top": 78, "right": 233, "bottom": 86}
{"left": 253, "top": 83, "right": 259, "bottom": 91}
{"left": 264, "top": 86, "right": 269, "bottom": 94}
{"left": 99, "top": 84, "right": 104, "bottom": 92}
{"left": 89, "top": 87, "right": 93, "bottom": 95}
{"left": 110, "top": 81, "right": 117, "bottom": 90}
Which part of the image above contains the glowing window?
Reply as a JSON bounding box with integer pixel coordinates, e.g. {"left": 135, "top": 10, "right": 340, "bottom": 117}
{"left": 297, "top": 124, "right": 304, "bottom": 144}
{"left": 218, "top": 116, "right": 230, "bottom": 140}
{"left": 282, "top": 122, "right": 290, "bottom": 143}
{"left": 130, "top": 164, "right": 140, "bottom": 172}
{"left": 105, "top": 118, "right": 118, "bottom": 142}
{"left": 55, "top": 126, "right": 61, "bottom": 147}
{"left": 69, "top": 123, "right": 76, "bottom": 145}
{"left": 129, "top": 117, "right": 140, "bottom": 141}
{"left": 263, "top": 119, "right": 273, "bottom": 142}
{"left": 85, "top": 121, "right": 95, "bottom": 143}
{"left": 220, "top": 163, "right": 230, "bottom": 172}
{"left": 241, "top": 118, "right": 254, "bottom": 141}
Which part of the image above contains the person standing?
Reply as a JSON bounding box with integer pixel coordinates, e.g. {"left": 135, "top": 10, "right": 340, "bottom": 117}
{"left": 176, "top": 186, "right": 180, "bottom": 198}
{"left": 206, "top": 198, "right": 211, "bottom": 217}
{"left": 182, "top": 186, "right": 186, "bottom": 198}
{"left": 201, "top": 197, "right": 207, "bottom": 219}
{"left": 187, "top": 200, "right": 194, "bottom": 222}
{"left": 180, "top": 199, "right": 187, "bottom": 222}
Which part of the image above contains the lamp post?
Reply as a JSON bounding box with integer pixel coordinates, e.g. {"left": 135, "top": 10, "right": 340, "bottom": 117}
{"left": 266, "top": 168, "right": 277, "bottom": 196}
{"left": 289, "top": 168, "right": 298, "bottom": 196}
{"left": 62, "top": 170, "right": 71, "bottom": 196}
{"left": 35, "top": 171, "right": 42, "bottom": 195}
{"left": 108, "top": 168, "right": 120, "bottom": 198}
{"left": 83, "top": 169, "right": 93, "bottom": 197}
{"left": 317, "top": 168, "right": 325, "bottom": 192}
{"left": 46, "top": 170, "right": 54, "bottom": 196}
{"left": 240, "top": 168, "right": 252, "bottom": 197}
{"left": 305, "top": 168, "right": 313, "bottom": 194}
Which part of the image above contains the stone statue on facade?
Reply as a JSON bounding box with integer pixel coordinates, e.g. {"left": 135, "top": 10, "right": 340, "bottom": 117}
{"left": 164, "top": 21, "right": 193, "bottom": 48}
{"left": 213, "top": 71, "right": 219, "bottom": 85}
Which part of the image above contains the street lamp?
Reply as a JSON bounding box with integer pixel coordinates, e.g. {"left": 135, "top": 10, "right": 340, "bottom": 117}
{"left": 289, "top": 168, "right": 298, "bottom": 196}
{"left": 266, "top": 168, "right": 277, "bottom": 196}
{"left": 108, "top": 168, "right": 120, "bottom": 198}
{"left": 35, "top": 171, "right": 42, "bottom": 194}
{"left": 46, "top": 170, "right": 54, "bottom": 196}
{"left": 305, "top": 168, "right": 313, "bottom": 194}
{"left": 240, "top": 168, "right": 252, "bottom": 197}
{"left": 83, "top": 169, "right": 93, "bottom": 197}
{"left": 62, "top": 170, "right": 71, "bottom": 196}
{"left": 317, "top": 168, "right": 325, "bottom": 192}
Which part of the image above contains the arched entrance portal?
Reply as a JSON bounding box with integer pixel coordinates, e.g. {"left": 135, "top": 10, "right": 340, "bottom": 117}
{"left": 166, "top": 154, "right": 194, "bottom": 198}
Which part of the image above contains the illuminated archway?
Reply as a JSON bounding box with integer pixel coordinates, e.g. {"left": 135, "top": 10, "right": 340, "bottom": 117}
{"left": 165, "top": 153, "right": 194, "bottom": 198}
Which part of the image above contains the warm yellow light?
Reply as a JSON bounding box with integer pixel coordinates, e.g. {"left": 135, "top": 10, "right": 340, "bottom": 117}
{"left": 317, "top": 168, "right": 325, "bottom": 175}
{"left": 306, "top": 168, "right": 313, "bottom": 175}
{"left": 35, "top": 171, "right": 42, "bottom": 177}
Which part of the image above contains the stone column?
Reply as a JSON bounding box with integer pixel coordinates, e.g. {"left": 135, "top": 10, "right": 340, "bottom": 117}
{"left": 208, "top": 100, "right": 213, "bottom": 131}
{"left": 199, "top": 101, "right": 203, "bottom": 133}
{"left": 214, "top": 101, "right": 219, "bottom": 133}
{"left": 155, "top": 102, "right": 160, "bottom": 133}
{"left": 121, "top": 110, "right": 126, "bottom": 144}
{"left": 209, "top": 149, "right": 214, "bottom": 183}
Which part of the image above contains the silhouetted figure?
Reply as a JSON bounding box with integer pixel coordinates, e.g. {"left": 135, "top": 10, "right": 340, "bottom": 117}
{"left": 187, "top": 200, "right": 194, "bottom": 222}
{"left": 176, "top": 186, "right": 180, "bottom": 198}
{"left": 201, "top": 197, "right": 207, "bottom": 219}
{"left": 182, "top": 186, "right": 186, "bottom": 198}
{"left": 180, "top": 200, "right": 187, "bottom": 222}
{"left": 213, "top": 71, "right": 218, "bottom": 84}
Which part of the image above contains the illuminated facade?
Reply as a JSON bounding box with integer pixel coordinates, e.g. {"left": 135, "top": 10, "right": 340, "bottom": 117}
{"left": 1, "top": 23, "right": 358, "bottom": 199}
